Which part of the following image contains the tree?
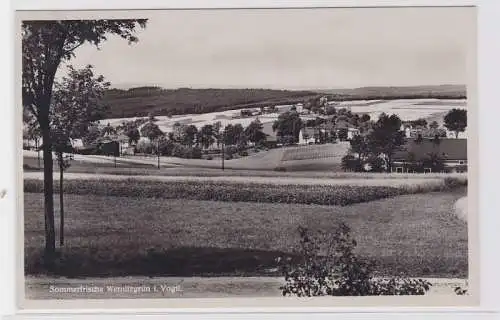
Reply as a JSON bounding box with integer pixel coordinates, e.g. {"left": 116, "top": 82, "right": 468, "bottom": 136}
{"left": 429, "top": 120, "right": 439, "bottom": 129}
{"left": 360, "top": 114, "right": 371, "bottom": 123}
{"left": 50, "top": 65, "right": 110, "bottom": 246}
{"left": 182, "top": 125, "right": 198, "bottom": 147}
{"left": 213, "top": 121, "right": 223, "bottom": 148}
{"left": 411, "top": 118, "right": 428, "bottom": 128}
{"left": 223, "top": 124, "right": 240, "bottom": 146}
{"left": 83, "top": 124, "right": 101, "bottom": 146}
{"left": 444, "top": 109, "right": 467, "bottom": 138}
{"left": 102, "top": 123, "right": 116, "bottom": 137}
{"left": 199, "top": 124, "right": 215, "bottom": 149}
{"left": 124, "top": 124, "right": 140, "bottom": 145}
{"left": 369, "top": 113, "right": 406, "bottom": 172}
{"left": 273, "top": 111, "right": 303, "bottom": 144}
{"left": 23, "top": 112, "right": 42, "bottom": 167}
{"left": 324, "top": 105, "right": 336, "bottom": 116}
{"left": 244, "top": 119, "right": 266, "bottom": 146}
{"left": 22, "top": 19, "right": 147, "bottom": 262}
{"left": 337, "top": 128, "right": 348, "bottom": 141}
{"left": 423, "top": 152, "right": 445, "bottom": 172}
{"left": 349, "top": 135, "right": 372, "bottom": 163}
{"left": 140, "top": 121, "right": 164, "bottom": 142}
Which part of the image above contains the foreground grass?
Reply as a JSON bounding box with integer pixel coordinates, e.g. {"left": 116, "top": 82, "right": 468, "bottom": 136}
{"left": 24, "top": 177, "right": 466, "bottom": 206}
{"left": 24, "top": 188, "right": 467, "bottom": 278}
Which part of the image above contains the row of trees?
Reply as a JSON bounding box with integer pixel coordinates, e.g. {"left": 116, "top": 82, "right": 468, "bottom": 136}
{"left": 121, "top": 117, "right": 268, "bottom": 155}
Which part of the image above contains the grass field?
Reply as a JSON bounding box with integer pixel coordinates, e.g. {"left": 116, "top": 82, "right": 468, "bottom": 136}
{"left": 281, "top": 143, "right": 349, "bottom": 161}
{"left": 23, "top": 155, "right": 468, "bottom": 181}
{"left": 24, "top": 187, "right": 467, "bottom": 278}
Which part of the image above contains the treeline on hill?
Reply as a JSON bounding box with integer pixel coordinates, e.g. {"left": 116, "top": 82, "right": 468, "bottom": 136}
{"left": 101, "top": 85, "right": 467, "bottom": 120}
{"left": 102, "top": 87, "right": 319, "bottom": 119}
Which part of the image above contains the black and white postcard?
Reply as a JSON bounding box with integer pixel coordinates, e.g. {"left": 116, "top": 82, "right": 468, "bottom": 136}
{"left": 16, "top": 6, "right": 479, "bottom": 309}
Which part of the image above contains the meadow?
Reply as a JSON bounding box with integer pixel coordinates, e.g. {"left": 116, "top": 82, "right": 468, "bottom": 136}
{"left": 24, "top": 187, "right": 467, "bottom": 278}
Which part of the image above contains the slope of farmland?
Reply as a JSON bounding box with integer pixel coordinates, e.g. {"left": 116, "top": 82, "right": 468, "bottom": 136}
{"left": 102, "top": 87, "right": 319, "bottom": 119}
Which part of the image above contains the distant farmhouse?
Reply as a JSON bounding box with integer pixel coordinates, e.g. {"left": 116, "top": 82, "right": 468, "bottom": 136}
{"left": 298, "top": 121, "right": 360, "bottom": 145}
{"left": 392, "top": 138, "right": 467, "bottom": 173}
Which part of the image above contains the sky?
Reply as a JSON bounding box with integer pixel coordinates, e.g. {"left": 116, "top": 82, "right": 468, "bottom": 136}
{"left": 58, "top": 7, "right": 476, "bottom": 90}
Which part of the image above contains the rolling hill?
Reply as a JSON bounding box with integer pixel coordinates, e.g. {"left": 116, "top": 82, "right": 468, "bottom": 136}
{"left": 317, "top": 84, "right": 466, "bottom": 100}
{"left": 102, "top": 87, "right": 319, "bottom": 119}
{"left": 101, "top": 85, "right": 466, "bottom": 120}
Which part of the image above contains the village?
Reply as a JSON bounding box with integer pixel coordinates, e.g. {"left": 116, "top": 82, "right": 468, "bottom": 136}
{"left": 24, "top": 95, "right": 468, "bottom": 174}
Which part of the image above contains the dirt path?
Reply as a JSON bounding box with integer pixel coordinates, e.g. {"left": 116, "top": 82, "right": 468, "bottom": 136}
{"left": 25, "top": 276, "right": 467, "bottom": 299}
{"left": 23, "top": 171, "right": 443, "bottom": 187}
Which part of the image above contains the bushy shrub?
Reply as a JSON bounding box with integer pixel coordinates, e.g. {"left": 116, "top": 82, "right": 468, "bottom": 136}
{"left": 279, "top": 224, "right": 432, "bottom": 296}
{"left": 191, "top": 146, "right": 203, "bottom": 159}
{"left": 224, "top": 145, "right": 238, "bottom": 157}
{"left": 157, "top": 138, "right": 175, "bottom": 156}
{"left": 171, "top": 143, "right": 187, "bottom": 158}
{"left": 341, "top": 155, "right": 362, "bottom": 172}
{"left": 239, "top": 150, "right": 249, "bottom": 157}
{"left": 367, "top": 157, "right": 386, "bottom": 173}
{"left": 206, "top": 156, "right": 213, "bottom": 160}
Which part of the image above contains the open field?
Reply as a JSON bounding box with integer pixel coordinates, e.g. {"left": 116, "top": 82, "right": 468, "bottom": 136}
{"left": 281, "top": 143, "right": 349, "bottom": 161}
{"left": 23, "top": 153, "right": 468, "bottom": 181}
{"left": 25, "top": 144, "right": 350, "bottom": 172}
{"left": 24, "top": 188, "right": 467, "bottom": 278}
{"left": 103, "top": 87, "right": 319, "bottom": 119}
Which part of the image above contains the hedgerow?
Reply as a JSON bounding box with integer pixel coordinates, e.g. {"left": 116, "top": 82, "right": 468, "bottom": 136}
{"left": 24, "top": 177, "right": 466, "bottom": 206}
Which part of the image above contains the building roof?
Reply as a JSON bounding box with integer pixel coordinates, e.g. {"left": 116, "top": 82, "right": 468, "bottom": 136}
{"left": 393, "top": 138, "right": 467, "bottom": 161}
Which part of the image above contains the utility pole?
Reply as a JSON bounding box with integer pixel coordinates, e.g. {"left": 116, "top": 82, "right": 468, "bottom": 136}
{"left": 221, "top": 142, "right": 225, "bottom": 171}
{"left": 157, "top": 139, "right": 160, "bottom": 169}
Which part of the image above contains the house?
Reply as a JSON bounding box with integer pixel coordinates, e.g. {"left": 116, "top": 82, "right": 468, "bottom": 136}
{"left": 335, "top": 120, "right": 360, "bottom": 140}
{"left": 275, "top": 104, "right": 295, "bottom": 114}
{"left": 295, "top": 103, "right": 304, "bottom": 113}
{"left": 298, "top": 127, "right": 317, "bottom": 145}
{"left": 71, "top": 138, "right": 84, "bottom": 149}
{"left": 261, "top": 106, "right": 276, "bottom": 114}
{"left": 392, "top": 138, "right": 467, "bottom": 173}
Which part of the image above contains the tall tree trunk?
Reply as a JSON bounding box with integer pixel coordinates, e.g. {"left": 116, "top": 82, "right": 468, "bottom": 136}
{"left": 59, "top": 161, "right": 64, "bottom": 246}
{"left": 41, "top": 122, "right": 56, "bottom": 265}
{"left": 455, "top": 131, "right": 459, "bottom": 139}
{"left": 386, "top": 155, "right": 392, "bottom": 172}
{"left": 36, "top": 138, "right": 40, "bottom": 168}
